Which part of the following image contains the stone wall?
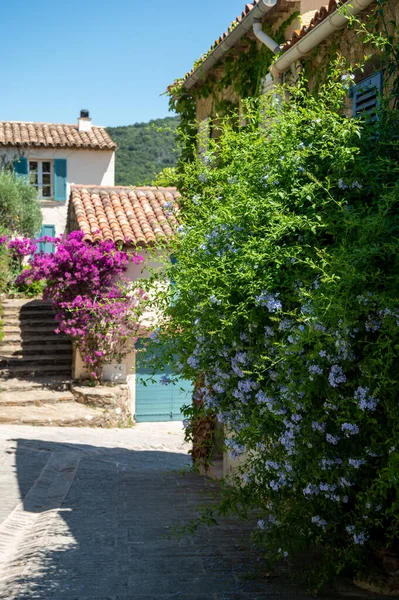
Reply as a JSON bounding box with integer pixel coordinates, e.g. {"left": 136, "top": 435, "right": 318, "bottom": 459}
{"left": 287, "top": 0, "right": 399, "bottom": 110}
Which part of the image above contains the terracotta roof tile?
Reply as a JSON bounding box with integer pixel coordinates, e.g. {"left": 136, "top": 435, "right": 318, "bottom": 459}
{"left": 281, "top": 0, "right": 341, "bottom": 51}
{"left": 70, "top": 186, "right": 180, "bottom": 247}
{"left": 0, "top": 121, "right": 116, "bottom": 150}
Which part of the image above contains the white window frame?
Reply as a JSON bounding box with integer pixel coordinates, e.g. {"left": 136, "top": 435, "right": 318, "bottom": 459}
{"left": 28, "top": 159, "right": 54, "bottom": 200}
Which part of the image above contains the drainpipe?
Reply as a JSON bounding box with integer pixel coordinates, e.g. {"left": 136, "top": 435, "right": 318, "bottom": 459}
{"left": 253, "top": 19, "right": 280, "bottom": 54}
{"left": 183, "top": 0, "right": 279, "bottom": 90}
{"left": 272, "top": 0, "right": 376, "bottom": 75}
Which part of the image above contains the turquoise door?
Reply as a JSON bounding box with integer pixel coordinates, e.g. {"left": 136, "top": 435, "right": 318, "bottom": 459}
{"left": 135, "top": 349, "right": 192, "bottom": 422}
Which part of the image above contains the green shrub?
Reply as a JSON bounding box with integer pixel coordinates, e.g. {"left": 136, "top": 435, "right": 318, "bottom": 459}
{"left": 0, "top": 169, "right": 42, "bottom": 237}
{"left": 16, "top": 267, "right": 46, "bottom": 297}
{"left": 143, "top": 72, "right": 399, "bottom": 587}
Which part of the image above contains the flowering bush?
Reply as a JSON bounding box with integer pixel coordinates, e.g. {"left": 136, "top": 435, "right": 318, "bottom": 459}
{"left": 18, "top": 231, "right": 146, "bottom": 379}
{"left": 143, "top": 73, "right": 399, "bottom": 586}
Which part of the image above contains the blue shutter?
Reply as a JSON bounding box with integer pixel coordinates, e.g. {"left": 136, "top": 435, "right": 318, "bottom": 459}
{"left": 54, "top": 159, "right": 67, "bottom": 201}
{"left": 352, "top": 72, "right": 382, "bottom": 118}
{"left": 13, "top": 157, "right": 28, "bottom": 179}
{"left": 37, "top": 225, "right": 55, "bottom": 253}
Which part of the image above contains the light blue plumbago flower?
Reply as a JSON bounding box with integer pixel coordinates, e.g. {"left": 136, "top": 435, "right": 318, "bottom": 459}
{"left": 177, "top": 225, "right": 186, "bottom": 234}
{"left": 354, "top": 532, "right": 369, "bottom": 545}
{"left": 319, "top": 350, "right": 327, "bottom": 357}
{"left": 348, "top": 458, "right": 366, "bottom": 469}
{"left": 261, "top": 174, "right": 269, "bottom": 184}
{"left": 265, "top": 460, "right": 280, "bottom": 470}
{"left": 257, "top": 519, "right": 266, "bottom": 530}
{"left": 187, "top": 355, "right": 200, "bottom": 368}
{"left": 269, "top": 480, "right": 280, "bottom": 492}
{"left": 342, "top": 496, "right": 349, "bottom": 503}
{"left": 183, "top": 418, "right": 190, "bottom": 429}
{"left": 326, "top": 433, "right": 340, "bottom": 445}
{"left": 160, "top": 375, "right": 172, "bottom": 386}
{"left": 365, "top": 317, "right": 381, "bottom": 332}
{"left": 341, "top": 73, "right": 355, "bottom": 82}
{"left": 311, "top": 516, "right": 327, "bottom": 530}
{"left": 339, "top": 477, "right": 353, "bottom": 487}
{"left": 351, "top": 181, "right": 362, "bottom": 189}
{"left": 278, "top": 318, "right": 292, "bottom": 331}
{"left": 341, "top": 422, "right": 360, "bottom": 437}
{"left": 297, "top": 166, "right": 305, "bottom": 173}
{"left": 320, "top": 458, "right": 336, "bottom": 470}
{"left": 209, "top": 294, "right": 222, "bottom": 305}
{"left": 354, "top": 386, "right": 378, "bottom": 411}
{"left": 213, "top": 382, "right": 225, "bottom": 394}
{"left": 163, "top": 201, "right": 173, "bottom": 210}
{"left": 227, "top": 176, "right": 238, "bottom": 184}
{"left": 345, "top": 525, "right": 355, "bottom": 534}
{"left": 255, "top": 291, "right": 282, "bottom": 312}
{"left": 242, "top": 473, "right": 251, "bottom": 484}
{"left": 273, "top": 180, "right": 280, "bottom": 186}
{"left": 338, "top": 178, "right": 348, "bottom": 190}
{"left": 328, "top": 365, "right": 346, "bottom": 387}
{"left": 198, "top": 174, "right": 208, "bottom": 183}
{"left": 264, "top": 326, "right": 275, "bottom": 338}
{"left": 312, "top": 421, "right": 326, "bottom": 433}
{"left": 303, "top": 483, "right": 319, "bottom": 497}
{"left": 192, "top": 194, "right": 201, "bottom": 205}
{"left": 309, "top": 364, "right": 323, "bottom": 376}
{"left": 297, "top": 142, "right": 305, "bottom": 149}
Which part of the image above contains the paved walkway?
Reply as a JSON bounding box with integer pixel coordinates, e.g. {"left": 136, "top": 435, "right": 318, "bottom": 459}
{"left": 0, "top": 424, "right": 353, "bottom": 600}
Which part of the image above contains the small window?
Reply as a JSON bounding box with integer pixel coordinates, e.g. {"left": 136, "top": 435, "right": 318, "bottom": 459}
{"left": 352, "top": 72, "right": 382, "bottom": 119}
{"left": 29, "top": 159, "right": 54, "bottom": 199}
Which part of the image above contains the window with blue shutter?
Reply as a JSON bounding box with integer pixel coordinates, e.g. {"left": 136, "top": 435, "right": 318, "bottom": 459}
{"left": 37, "top": 225, "right": 55, "bottom": 253}
{"left": 54, "top": 159, "right": 67, "bottom": 201}
{"left": 13, "top": 157, "right": 28, "bottom": 180}
{"left": 352, "top": 72, "right": 382, "bottom": 118}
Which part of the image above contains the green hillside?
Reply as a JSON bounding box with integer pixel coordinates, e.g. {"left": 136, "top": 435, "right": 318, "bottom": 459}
{"left": 106, "top": 116, "right": 180, "bottom": 186}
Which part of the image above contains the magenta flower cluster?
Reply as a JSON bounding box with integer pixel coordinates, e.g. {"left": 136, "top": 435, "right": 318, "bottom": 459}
{"left": 8, "top": 237, "right": 38, "bottom": 258}
{"left": 17, "top": 231, "right": 145, "bottom": 380}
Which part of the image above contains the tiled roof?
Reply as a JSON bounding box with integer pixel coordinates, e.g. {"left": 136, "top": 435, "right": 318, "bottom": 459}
{"left": 178, "top": 1, "right": 259, "bottom": 86}
{"left": 70, "top": 185, "right": 180, "bottom": 247}
{"left": 0, "top": 121, "right": 116, "bottom": 150}
{"left": 281, "top": 0, "right": 341, "bottom": 51}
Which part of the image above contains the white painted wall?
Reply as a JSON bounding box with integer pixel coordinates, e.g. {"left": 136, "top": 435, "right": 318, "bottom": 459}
{"left": 0, "top": 146, "right": 115, "bottom": 237}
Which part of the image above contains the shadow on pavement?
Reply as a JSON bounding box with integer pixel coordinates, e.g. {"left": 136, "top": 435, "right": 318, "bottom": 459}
{"left": 4, "top": 437, "right": 318, "bottom": 599}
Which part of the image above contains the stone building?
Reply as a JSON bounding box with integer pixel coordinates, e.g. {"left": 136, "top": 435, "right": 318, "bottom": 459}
{"left": 175, "top": 0, "right": 398, "bottom": 145}
{"left": 0, "top": 111, "right": 116, "bottom": 246}
{"left": 170, "top": 0, "right": 398, "bottom": 477}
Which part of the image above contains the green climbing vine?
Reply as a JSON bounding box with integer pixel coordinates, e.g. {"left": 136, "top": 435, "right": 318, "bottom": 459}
{"left": 167, "top": 12, "right": 299, "bottom": 168}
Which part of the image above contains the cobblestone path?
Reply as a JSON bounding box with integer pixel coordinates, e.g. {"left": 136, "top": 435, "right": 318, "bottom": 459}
{"left": 0, "top": 424, "right": 342, "bottom": 600}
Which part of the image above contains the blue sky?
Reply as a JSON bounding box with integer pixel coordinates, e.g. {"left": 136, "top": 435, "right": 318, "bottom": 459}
{"left": 1, "top": 0, "right": 246, "bottom": 127}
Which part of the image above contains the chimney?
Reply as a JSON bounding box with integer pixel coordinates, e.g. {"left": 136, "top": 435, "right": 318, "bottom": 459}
{"left": 78, "top": 109, "right": 92, "bottom": 132}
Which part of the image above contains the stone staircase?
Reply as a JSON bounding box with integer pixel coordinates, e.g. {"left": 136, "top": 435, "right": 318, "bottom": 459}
{"left": 0, "top": 299, "right": 118, "bottom": 426}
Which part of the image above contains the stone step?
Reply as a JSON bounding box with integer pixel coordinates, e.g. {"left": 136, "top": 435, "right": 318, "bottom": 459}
{"left": 2, "top": 318, "right": 57, "bottom": 328}
{"left": 0, "top": 377, "right": 72, "bottom": 392}
{"left": 0, "top": 402, "right": 109, "bottom": 426}
{"left": 2, "top": 304, "right": 54, "bottom": 313}
{"left": 0, "top": 299, "right": 52, "bottom": 309}
{"left": 0, "top": 334, "right": 69, "bottom": 345}
{"left": 2, "top": 324, "right": 57, "bottom": 335}
{"left": 0, "top": 364, "right": 72, "bottom": 379}
{"left": 0, "top": 355, "right": 72, "bottom": 368}
{"left": 0, "top": 389, "right": 75, "bottom": 406}
{"left": 0, "top": 343, "right": 72, "bottom": 357}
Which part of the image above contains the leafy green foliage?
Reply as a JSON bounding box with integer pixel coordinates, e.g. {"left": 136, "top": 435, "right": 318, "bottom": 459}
{"left": 142, "top": 70, "right": 399, "bottom": 587}
{"left": 106, "top": 117, "right": 180, "bottom": 186}
{"left": 0, "top": 170, "right": 42, "bottom": 237}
